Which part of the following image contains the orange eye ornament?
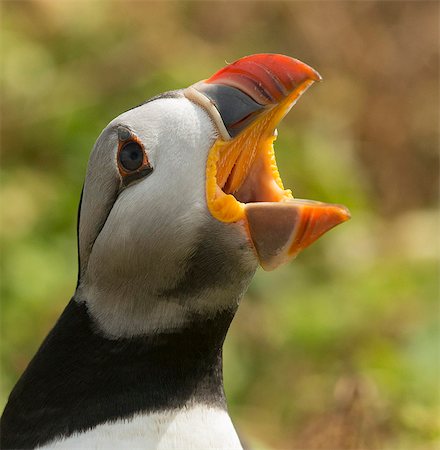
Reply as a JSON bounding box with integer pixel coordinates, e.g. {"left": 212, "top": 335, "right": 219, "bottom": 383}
{"left": 117, "top": 127, "right": 153, "bottom": 185}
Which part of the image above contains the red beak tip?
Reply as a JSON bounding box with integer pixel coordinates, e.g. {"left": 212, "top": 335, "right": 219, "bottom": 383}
{"left": 311, "top": 69, "right": 323, "bottom": 82}
{"left": 338, "top": 205, "right": 351, "bottom": 222}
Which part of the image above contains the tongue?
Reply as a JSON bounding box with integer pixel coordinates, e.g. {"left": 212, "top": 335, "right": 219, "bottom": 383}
{"left": 244, "top": 200, "right": 350, "bottom": 270}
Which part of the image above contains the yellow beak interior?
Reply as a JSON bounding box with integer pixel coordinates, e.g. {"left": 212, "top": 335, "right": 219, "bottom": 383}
{"left": 205, "top": 82, "right": 315, "bottom": 223}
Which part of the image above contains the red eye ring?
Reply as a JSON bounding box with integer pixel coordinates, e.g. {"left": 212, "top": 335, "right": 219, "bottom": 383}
{"left": 116, "top": 129, "right": 153, "bottom": 185}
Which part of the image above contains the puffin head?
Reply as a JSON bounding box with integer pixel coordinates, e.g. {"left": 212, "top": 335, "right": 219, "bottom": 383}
{"left": 76, "top": 54, "right": 350, "bottom": 338}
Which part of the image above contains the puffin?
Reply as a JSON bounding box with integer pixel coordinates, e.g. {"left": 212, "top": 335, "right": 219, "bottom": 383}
{"left": 0, "top": 54, "right": 350, "bottom": 449}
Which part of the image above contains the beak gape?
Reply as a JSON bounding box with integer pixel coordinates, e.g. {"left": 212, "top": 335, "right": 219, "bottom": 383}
{"left": 185, "top": 54, "right": 350, "bottom": 270}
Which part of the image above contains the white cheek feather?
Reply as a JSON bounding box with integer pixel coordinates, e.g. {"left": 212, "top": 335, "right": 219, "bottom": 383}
{"left": 39, "top": 405, "right": 243, "bottom": 450}
{"left": 78, "top": 97, "right": 221, "bottom": 337}
{"left": 77, "top": 96, "right": 258, "bottom": 339}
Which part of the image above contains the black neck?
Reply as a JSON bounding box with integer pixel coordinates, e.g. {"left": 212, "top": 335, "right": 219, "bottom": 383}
{"left": 1, "top": 299, "right": 234, "bottom": 449}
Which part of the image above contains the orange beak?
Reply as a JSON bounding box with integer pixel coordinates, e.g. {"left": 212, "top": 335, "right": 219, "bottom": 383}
{"left": 185, "top": 54, "right": 350, "bottom": 270}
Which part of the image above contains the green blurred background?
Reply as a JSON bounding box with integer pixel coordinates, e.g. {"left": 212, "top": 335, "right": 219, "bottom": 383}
{"left": 1, "top": 1, "right": 439, "bottom": 449}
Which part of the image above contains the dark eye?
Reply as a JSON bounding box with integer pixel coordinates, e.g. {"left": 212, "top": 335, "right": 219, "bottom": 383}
{"left": 119, "top": 142, "right": 144, "bottom": 171}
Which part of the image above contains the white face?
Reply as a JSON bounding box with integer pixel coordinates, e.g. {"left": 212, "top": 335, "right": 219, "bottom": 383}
{"left": 76, "top": 95, "right": 258, "bottom": 337}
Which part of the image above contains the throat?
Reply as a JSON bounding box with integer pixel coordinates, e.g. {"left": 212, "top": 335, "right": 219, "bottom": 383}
{"left": 1, "top": 299, "right": 234, "bottom": 449}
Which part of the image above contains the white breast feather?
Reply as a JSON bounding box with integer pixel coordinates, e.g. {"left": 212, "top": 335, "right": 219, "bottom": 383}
{"left": 39, "top": 405, "right": 243, "bottom": 450}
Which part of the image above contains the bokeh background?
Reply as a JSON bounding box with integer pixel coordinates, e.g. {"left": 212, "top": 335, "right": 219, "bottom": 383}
{"left": 1, "top": 1, "right": 438, "bottom": 449}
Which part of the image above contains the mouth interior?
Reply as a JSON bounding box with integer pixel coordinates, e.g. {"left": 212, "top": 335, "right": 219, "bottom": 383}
{"left": 206, "top": 89, "right": 308, "bottom": 223}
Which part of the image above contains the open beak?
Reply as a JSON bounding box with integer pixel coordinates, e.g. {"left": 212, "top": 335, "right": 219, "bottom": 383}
{"left": 185, "top": 54, "right": 350, "bottom": 271}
